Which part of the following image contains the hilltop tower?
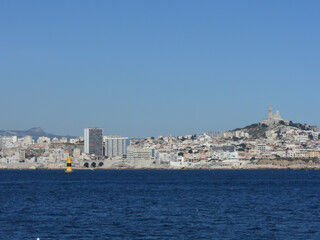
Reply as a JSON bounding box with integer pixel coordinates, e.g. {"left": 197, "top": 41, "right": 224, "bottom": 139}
{"left": 261, "top": 105, "right": 289, "bottom": 126}
{"left": 268, "top": 105, "right": 273, "bottom": 118}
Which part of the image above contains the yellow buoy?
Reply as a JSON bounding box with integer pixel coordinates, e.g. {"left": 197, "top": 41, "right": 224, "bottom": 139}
{"left": 65, "top": 157, "right": 73, "bottom": 173}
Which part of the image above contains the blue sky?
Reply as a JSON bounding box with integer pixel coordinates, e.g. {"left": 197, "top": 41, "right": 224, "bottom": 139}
{"left": 0, "top": 0, "right": 319, "bottom": 138}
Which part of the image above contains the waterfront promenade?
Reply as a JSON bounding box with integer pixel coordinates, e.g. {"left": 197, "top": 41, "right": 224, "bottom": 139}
{"left": 1, "top": 159, "right": 320, "bottom": 170}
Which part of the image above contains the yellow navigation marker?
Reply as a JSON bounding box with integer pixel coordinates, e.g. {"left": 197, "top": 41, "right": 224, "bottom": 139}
{"left": 65, "top": 157, "right": 73, "bottom": 173}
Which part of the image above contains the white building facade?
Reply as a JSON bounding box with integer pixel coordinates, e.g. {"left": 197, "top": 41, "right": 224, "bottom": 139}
{"left": 104, "top": 136, "right": 129, "bottom": 158}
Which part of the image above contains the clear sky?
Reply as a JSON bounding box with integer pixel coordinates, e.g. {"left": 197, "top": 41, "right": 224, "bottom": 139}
{"left": 0, "top": 0, "right": 319, "bottom": 138}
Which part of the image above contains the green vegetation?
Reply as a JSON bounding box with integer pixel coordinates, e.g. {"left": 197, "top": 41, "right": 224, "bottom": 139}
{"left": 231, "top": 120, "right": 317, "bottom": 140}
{"left": 289, "top": 121, "right": 313, "bottom": 130}
{"left": 238, "top": 123, "right": 269, "bottom": 139}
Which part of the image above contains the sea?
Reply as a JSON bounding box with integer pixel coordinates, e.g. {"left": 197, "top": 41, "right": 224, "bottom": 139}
{"left": 0, "top": 170, "right": 319, "bottom": 240}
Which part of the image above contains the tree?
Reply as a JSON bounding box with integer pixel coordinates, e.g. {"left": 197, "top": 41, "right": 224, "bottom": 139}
{"left": 188, "top": 149, "right": 193, "bottom": 154}
{"left": 232, "top": 136, "right": 240, "bottom": 141}
{"left": 178, "top": 152, "right": 184, "bottom": 156}
{"left": 239, "top": 143, "right": 246, "bottom": 149}
{"left": 245, "top": 123, "right": 258, "bottom": 129}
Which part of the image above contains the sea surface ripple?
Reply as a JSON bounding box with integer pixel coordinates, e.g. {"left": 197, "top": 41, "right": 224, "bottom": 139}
{"left": 0, "top": 170, "right": 319, "bottom": 239}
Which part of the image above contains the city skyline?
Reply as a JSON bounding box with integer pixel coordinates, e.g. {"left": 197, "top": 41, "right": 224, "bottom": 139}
{"left": 0, "top": 104, "right": 318, "bottom": 140}
{"left": 0, "top": 104, "right": 317, "bottom": 139}
{"left": 1, "top": 1, "right": 319, "bottom": 138}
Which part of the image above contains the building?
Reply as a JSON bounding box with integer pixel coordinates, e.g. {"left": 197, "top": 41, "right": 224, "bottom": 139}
{"left": 0, "top": 136, "right": 18, "bottom": 148}
{"left": 205, "top": 132, "right": 225, "bottom": 138}
{"left": 37, "top": 136, "right": 50, "bottom": 144}
{"left": 155, "top": 150, "right": 177, "bottom": 162}
{"left": 126, "top": 146, "right": 152, "bottom": 159}
{"left": 84, "top": 128, "right": 103, "bottom": 156}
{"left": 212, "top": 145, "right": 235, "bottom": 152}
{"left": 23, "top": 136, "right": 33, "bottom": 145}
{"left": 210, "top": 151, "right": 239, "bottom": 161}
{"left": 104, "top": 136, "right": 129, "bottom": 158}
{"left": 257, "top": 144, "right": 266, "bottom": 153}
{"left": 261, "top": 105, "right": 289, "bottom": 126}
{"left": 73, "top": 148, "right": 81, "bottom": 158}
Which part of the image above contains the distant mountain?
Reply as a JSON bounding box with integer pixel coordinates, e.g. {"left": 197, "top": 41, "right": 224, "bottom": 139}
{"left": 0, "top": 127, "right": 76, "bottom": 140}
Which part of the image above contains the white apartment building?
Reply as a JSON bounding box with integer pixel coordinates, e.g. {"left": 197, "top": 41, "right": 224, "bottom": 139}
{"left": 126, "top": 146, "right": 151, "bottom": 160}
{"left": 37, "top": 136, "right": 50, "bottom": 144}
{"left": 104, "top": 136, "right": 129, "bottom": 158}
{"left": 0, "top": 136, "right": 18, "bottom": 148}
{"left": 257, "top": 144, "right": 266, "bottom": 153}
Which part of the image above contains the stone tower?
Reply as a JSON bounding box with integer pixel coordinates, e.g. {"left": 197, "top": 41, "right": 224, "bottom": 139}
{"left": 268, "top": 105, "right": 273, "bottom": 118}
{"left": 261, "top": 105, "right": 289, "bottom": 126}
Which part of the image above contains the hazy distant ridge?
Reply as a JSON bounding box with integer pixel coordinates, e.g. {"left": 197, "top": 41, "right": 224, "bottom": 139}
{"left": 0, "top": 127, "right": 76, "bottom": 139}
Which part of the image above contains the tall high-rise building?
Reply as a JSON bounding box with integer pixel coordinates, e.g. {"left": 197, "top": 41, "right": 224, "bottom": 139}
{"left": 84, "top": 128, "right": 103, "bottom": 156}
{"left": 104, "top": 136, "right": 129, "bottom": 158}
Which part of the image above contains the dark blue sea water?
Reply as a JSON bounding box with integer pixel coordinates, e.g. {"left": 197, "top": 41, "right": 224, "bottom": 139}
{"left": 0, "top": 170, "right": 320, "bottom": 240}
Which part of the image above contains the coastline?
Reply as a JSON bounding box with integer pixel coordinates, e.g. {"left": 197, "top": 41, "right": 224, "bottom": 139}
{"left": 1, "top": 162, "right": 319, "bottom": 170}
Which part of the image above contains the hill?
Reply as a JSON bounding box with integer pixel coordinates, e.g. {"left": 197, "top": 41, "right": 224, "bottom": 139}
{"left": 0, "top": 127, "right": 76, "bottom": 140}
{"left": 232, "top": 121, "right": 318, "bottom": 139}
